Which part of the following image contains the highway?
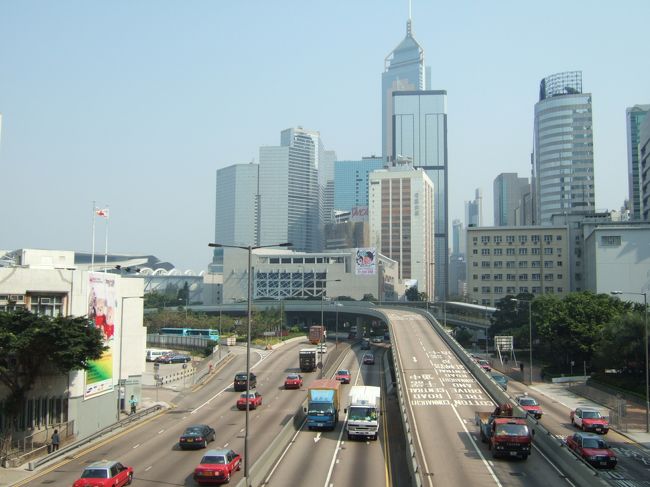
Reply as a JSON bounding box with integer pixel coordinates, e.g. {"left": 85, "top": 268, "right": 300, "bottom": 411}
{"left": 387, "top": 308, "right": 576, "bottom": 487}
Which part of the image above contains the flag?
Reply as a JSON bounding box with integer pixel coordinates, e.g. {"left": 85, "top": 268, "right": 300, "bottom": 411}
{"left": 95, "top": 208, "right": 109, "bottom": 218}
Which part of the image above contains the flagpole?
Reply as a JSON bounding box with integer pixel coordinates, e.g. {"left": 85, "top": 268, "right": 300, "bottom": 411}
{"left": 104, "top": 206, "right": 109, "bottom": 274}
{"left": 91, "top": 201, "right": 96, "bottom": 271}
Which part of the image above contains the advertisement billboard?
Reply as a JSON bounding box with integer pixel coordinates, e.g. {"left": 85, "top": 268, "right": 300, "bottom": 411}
{"left": 355, "top": 247, "right": 377, "bottom": 275}
{"left": 84, "top": 272, "right": 116, "bottom": 399}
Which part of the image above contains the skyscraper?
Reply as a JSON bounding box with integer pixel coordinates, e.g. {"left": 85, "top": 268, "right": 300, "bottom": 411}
{"left": 382, "top": 19, "right": 427, "bottom": 161}
{"left": 392, "top": 90, "right": 448, "bottom": 300}
{"left": 466, "top": 188, "right": 483, "bottom": 227}
{"left": 259, "top": 127, "right": 323, "bottom": 252}
{"left": 493, "top": 173, "right": 530, "bottom": 226}
{"left": 626, "top": 105, "right": 650, "bottom": 220}
{"left": 369, "top": 166, "right": 435, "bottom": 299}
{"left": 640, "top": 115, "right": 650, "bottom": 221}
{"left": 333, "top": 157, "right": 385, "bottom": 212}
{"left": 533, "top": 71, "right": 595, "bottom": 225}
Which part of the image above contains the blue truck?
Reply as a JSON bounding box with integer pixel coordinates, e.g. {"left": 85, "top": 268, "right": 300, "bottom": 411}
{"left": 305, "top": 379, "right": 340, "bottom": 430}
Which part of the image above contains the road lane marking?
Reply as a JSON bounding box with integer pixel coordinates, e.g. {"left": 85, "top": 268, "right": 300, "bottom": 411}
{"left": 132, "top": 443, "right": 141, "bottom": 449}
{"left": 158, "top": 429, "right": 164, "bottom": 434}
{"left": 314, "top": 432, "right": 322, "bottom": 443}
{"left": 412, "top": 356, "right": 418, "bottom": 363}
{"left": 145, "top": 466, "right": 152, "bottom": 471}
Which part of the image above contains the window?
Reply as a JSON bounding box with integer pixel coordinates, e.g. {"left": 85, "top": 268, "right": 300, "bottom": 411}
{"left": 481, "top": 236, "right": 491, "bottom": 244}
{"left": 531, "top": 235, "right": 540, "bottom": 244}
{"left": 518, "top": 261, "right": 528, "bottom": 268}
{"left": 544, "top": 248, "right": 553, "bottom": 255}
{"left": 481, "top": 274, "right": 491, "bottom": 280}
{"left": 557, "top": 261, "right": 563, "bottom": 267}
{"left": 481, "top": 261, "right": 491, "bottom": 268}
{"left": 473, "top": 262, "right": 478, "bottom": 267}
{"left": 506, "top": 248, "right": 516, "bottom": 255}
{"left": 473, "top": 274, "right": 478, "bottom": 279}
{"left": 494, "top": 236, "right": 502, "bottom": 244}
{"left": 557, "top": 274, "right": 563, "bottom": 279}
{"left": 473, "top": 249, "right": 478, "bottom": 255}
{"left": 544, "top": 234, "right": 553, "bottom": 243}
{"left": 506, "top": 286, "right": 516, "bottom": 293}
{"left": 519, "top": 273, "right": 528, "bottom": 280}
{"left": 473, "top": 237, "right": 478, "bottom": 244}
{"left": 506, "top": 261, "right": 516, "bottom": 268}
{"left": 518, "top": 235, "right": 528, "bottom": 244}
{"left": 481, "top": 248, "right": 490, "bottom": 255}
{"left": 519, "top": 248, "right": 528, "bottom": 255}
{"left": 531, "top": 247, "right": 540, "bottom": 255}
{"left": 600, "top": 235, "right": 621, "bottom": 247}
{"left": 557, "top": 287, "right": 564, "bottom": 293}
{"left": 532, "top": 286, "right": 541, "bottom": 294}
{"left": 506, "top": 235, "right": 515, "bottom": 244}
{"left": 481, "top": 286, "right": 491, "bottom": 293}
{"left": 556, "top": 235, "right": 562, "bottom": 241}
{"left": 532, "top": 273, "right": 540, "bottom": 281}
{"left": 507, "top": 274, "right": 516, "bottom": 281}
{"left": 494, "top": 274, "right": 503, "bottom": 280}
{"left": 494, "top": 286, "right": 503, "bottom": 293}
{"left": 519, "top": 287, "right": 529, "bottom": 293}
{"left": 494, "top": 248, "right": 502, "bottom": 255}
{"left": 473, "top": 287, "right": 479, "bottom": 292}
{"left": 532, "top": 261, "right": 540, "bottom": 268}
{"left": 544, "top": 274, "right": 554, "bottom": 281}
{"left": 493, "top": 261, "right": 503, "bottom": 268}
{"left": 544, "top": 261, "right": 554, "bottom": 268}
{"left": 30, "top": 294, "right": 64, "bottom": 317}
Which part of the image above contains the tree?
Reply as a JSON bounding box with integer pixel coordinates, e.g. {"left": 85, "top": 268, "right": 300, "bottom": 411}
{"left": 454, "top": 327, "right": 473, "bottom": 347}
{"left": 0, "top": 310, "right": 105, "bottom": 437}
{"left": 594, "top": 311, "right": 645, "bottom": 372}
{"left": 405, "top": 286, "right": 420, "bottom": 302}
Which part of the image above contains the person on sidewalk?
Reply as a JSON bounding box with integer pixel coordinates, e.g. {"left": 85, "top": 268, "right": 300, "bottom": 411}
{"left": 129, "top": 394, "right": 138, "bottom": 415}
{"left": 51, "top": 430, "right": 60, "bottom": 452}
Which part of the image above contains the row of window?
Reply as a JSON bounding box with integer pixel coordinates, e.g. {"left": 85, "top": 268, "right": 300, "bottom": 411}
{"left": 0, "top": 294, "right": 65, "bottom": 317}
{"left": 473, "top": 260, "right": 563, "bottom": 268}
{"left": 474, "top": 247, "right": 558, "bottom": 256}
{"left": 473, "top": 234, "right": 562, "bottom": 245}
{"left": 0, "top": 396, "right": 68, "bottom": 433}
{"left": 473, "top": 286, "right": 563, "bottom": 294}
{"left": 475, "top": 273, "right": 562, "bottom": 281}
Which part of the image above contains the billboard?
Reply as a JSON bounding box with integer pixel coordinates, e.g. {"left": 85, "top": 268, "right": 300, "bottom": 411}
{"left": 355, "top": 247, "right": 377, "bottom": 275}
{"left": 350, "top": 206, "right": 369, "bottom": 222}
{"left": 84, "top": 272, "right": 116, "bottom": 399}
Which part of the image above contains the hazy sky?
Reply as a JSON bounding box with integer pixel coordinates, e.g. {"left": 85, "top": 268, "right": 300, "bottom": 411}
{"left": 1, "top": 1, "right": 648, "bottom": 272}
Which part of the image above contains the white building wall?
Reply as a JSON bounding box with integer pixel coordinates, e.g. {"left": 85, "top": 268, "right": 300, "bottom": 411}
{"left": 259, "top": 146, "right": 290, "bottom": 245}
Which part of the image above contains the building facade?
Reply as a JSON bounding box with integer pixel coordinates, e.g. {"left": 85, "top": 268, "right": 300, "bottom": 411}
{"left": 392, "top": 90, "right": 448, "bottom": 300}
{"left": 259, "top": 127, "right": 323, "bottom": 253}
{"left": 639, "top": 113, "right": 650, "bottom": 221}
{"left": 466, "top": 188, "right": 483, "bottom": 227}
{"left": 533, "top": 71, "right": 595, "bottom": 225}
{"left": 368, "top": 167, "right": 435, "bottom": 299}
{"left": 333, "top": 157, "right": 385, "bottom": 212}
{"left": 626, "top": 105, "right": 650, "bottom": 220}
{"left": 381, "top": 19, "right": 426, "bottom": 160}
{"left": 466, "top": 226, "right": 569, "bottom": 306}
{"left": 0, "top": 249, "right": 146, "bottom": 442}
{"left": 494, "top": 173, "right": 530, "bottom": 227}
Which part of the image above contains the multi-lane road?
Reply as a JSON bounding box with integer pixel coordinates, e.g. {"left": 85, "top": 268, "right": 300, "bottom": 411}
{"left": 16, "top": 308, "right": 650, "bottom": 487}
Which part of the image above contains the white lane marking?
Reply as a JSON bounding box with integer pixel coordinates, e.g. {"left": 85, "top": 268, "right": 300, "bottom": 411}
{"left": 132, "top": 443, "right": 141, "bottom": 449}
{"left": 224, "top": 442, "right": 229, "bottom": 448}
{"left": 314, "top": 432, "right": 322, "bottom": 443}
{"left": 449, "top": 405, "right": 502, "bottom": 486}
{"left": 145, "top": 466, "right": 152, "bottom": 472}
{"left": 413, "top": 356, "right": 418, "bottom": 363}
{"left": 158, "top": 429, "right": 164, "bottom": 434}
{"left": 240, "top": 428, "right": 245, "bottom": 433}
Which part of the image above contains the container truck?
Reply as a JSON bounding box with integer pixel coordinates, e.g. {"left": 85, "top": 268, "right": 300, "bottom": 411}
{"left": 345, "top": 385, "right": 381, "bottom": 440}
{"left": 476, "top": 404, "right": 533, "bottom": 459}
{"left": 305, "top": 379, "right": 340, "bottom": 430}
{"left": 299, "top": 348, "right": 317, "bottom": 372}
{"left": 309, "top": 325, "right": 326, "bottom": 345}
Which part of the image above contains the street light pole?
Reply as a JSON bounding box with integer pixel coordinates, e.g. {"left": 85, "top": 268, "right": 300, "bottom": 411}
{"left": 510, "top": 298, "right": 533, "bottom": 384}
{"left": 208, "top": 242, "right": 291, "bottom": 485}
{"left": 611, "top": 290, "right": 649, "bottom": 433}
{"left": 118, "top": 295, "right": 144, "bottom": 421}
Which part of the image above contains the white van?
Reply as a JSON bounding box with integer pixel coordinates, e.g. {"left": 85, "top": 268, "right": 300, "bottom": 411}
{"left": 146, "top": 349, "right": 171, "bottom": 362}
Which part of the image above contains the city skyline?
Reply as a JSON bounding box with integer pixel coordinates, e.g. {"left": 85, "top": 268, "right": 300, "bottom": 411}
{"left": 1, "top": 1, "right": 649, "bottom": 271}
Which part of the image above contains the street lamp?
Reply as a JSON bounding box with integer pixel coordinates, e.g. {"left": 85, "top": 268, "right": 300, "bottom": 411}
{"left": 510, "top": 298, "right": 533, "bottom": 384}
{"left": 208, "top": 241, "right": 292, "bottom": 486}
{"left": 118, "top": 295, "right": 144, "bottom": 421}
{"left": 335, "top": 302, "right": 343, "bottom": 350}
{"left": 611, "top": 290, "right": 649, "bottom": 433}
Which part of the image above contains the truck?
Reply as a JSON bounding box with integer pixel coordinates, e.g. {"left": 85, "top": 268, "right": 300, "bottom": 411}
{"left": 345, "top": 385, "right": 381, "bottom": 440}
{"left": 309, "top": 325, "right": 325, "bottom": 345}
{"left": 299, "top": 348, "right": 317, "bottom": 372}
{"left": 305, "top": 379, "right": 340, "bottom": 430}
{"left": 476, "top": 404, "right": 533, "bottom": 460}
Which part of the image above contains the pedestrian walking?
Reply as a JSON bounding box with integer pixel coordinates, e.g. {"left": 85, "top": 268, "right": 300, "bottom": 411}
{"left": 51, "top": 429, "right": 60, "bottom": 452}
{"left": 129, "top": 394, "right": 138, "bottom": 415}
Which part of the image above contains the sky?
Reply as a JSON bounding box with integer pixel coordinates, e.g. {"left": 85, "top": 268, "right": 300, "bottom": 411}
{"left": 1, "top": 0, "right": 649, "bottom": 272}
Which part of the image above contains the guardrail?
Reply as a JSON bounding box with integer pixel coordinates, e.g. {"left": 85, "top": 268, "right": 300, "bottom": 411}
{"left": 27, "top": 404, "right": 164, "bottom": 471}
{"left": 411, "top": 308, "right": 610, "bottom": 487}
{"left": 235, "top": 343, "right": 354, "bottom": 487}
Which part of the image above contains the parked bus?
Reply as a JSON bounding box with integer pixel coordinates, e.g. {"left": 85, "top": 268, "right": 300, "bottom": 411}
{"left": 159, "top": 327, "right": 220, "bottom": 342}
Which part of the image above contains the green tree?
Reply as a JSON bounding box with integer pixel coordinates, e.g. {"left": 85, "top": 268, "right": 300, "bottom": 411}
{"left": 405, "top": 286, "right": 420, "bottom": 302}
{"left": 0, "top": 310, "right": 105, "bottom": 437}
{"left": 594, "top": 311, "right": 645, "bottom": 372}
{"left": 454, "top": 326, "right": 473, "bottom": 347}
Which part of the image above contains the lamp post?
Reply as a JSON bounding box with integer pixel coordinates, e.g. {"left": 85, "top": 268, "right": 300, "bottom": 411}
{"left": 511, "top": 298, "right": 533, "bottom": 384}
{"left": 218, "top": 305, "right": 223, "bottom": 359}
{"left": 118, "top": 295, "right": 144, "bottom": 421}
{"left": 335, "top": 302, "right": 343, "bottom": 350}
{"left": 208, "top": 242, "right": 291, "bottom": 486}
{"left": 611, "top": 290, "right": 649, "bottom": 433}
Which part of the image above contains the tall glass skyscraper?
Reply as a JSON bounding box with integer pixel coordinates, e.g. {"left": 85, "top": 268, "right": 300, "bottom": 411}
{"left": 626, "top": 105, "right": 650, "bottom": 220}
{"left": 533, "top": 71, "right": 595, "bottom": 225}
{"left": 493, "top": 173, "right": 530, "bottom": 226}
{"left": 382, "top": 19, "right": 426, "bottom": 161}
{"left": 392, "top": 90, "right": 448, "bottom": 300}
{"left": 333, "top": 157, "right": 385, "bottom": 212}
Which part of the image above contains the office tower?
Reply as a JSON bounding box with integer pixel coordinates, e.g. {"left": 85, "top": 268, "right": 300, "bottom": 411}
{"left": 640, "top": 114, "right": 650, "bottom": 221}
{"left": 392, "top": 90, "right": 448, "bottom": 300}
{"left": 466, "top": 188, "right": 483, "bottom": 227}
{"left": 333, "top": 157, "right": 385, "bottom": 212}
{"left": 449, "top": 219, "right": 467, "bottom": 297}
{"left": 626, "top": 105, "right": 650, "bottom": 219}
{"left": 369, "top": 166, "right": 435, "bottom": 299}
{"left": 212, "top": 163, "right": 260, "bottom": 272}
{"left": 319, "top": 149, "right": 337, "bottom": 225}
{"left": 533, "top": 71, "right": 595, "bottom": 225}
{"left": 382, "top": 18, "right": 427, "bottom": 160}
{"left": 494, "top": 173, "right": 530, "bottom": 226}
{"left": 259, "top": 127, "right": 323, "bottom": 253}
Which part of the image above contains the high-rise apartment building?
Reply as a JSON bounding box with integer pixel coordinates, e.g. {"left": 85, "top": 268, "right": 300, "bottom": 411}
{"left": 259, "top": 127, "right": 323, "bottom": 253}
{"left": 639, "top": 114, "right": 650, "bottom": 221}
{"left": 449, "top": 219, "right": 467, "bottom": 297}
{"left": 626, "top": 105, "right": 650, "bottom": 220}
{"left": 494, "top": 173, "right": 530, "bottom": 226}
{"left": 392, "top": 90, "right": 448, "bottom": 300}
{"left": 382, "top": 19, "right": 427, "bottom": 161}
{"left": 333, "top": 157, "right": 385, "bottom": 212}
{"left": 368, "top": 166, "right": 435, "bottom": 299}
{"left": 533, "top": 71, "right": 595, "bottom": 225}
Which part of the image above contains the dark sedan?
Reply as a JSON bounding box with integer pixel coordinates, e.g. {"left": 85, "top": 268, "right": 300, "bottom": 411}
{"left": 156, "top": 354, "right": 191, "bottom": 364}
{"left": 179, "top": 424, "right": 216, "bottom": 450}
